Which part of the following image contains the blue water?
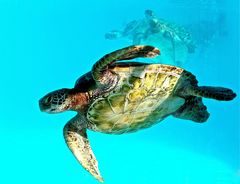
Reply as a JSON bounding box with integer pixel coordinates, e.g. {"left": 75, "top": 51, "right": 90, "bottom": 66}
{"left": 0, "top": 0, "right": 239, "bottom": 183}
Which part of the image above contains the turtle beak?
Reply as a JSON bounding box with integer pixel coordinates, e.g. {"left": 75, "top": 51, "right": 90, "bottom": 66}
{"left": 39, "top": 97, "right": 54, "bottom": 113}
{"left": 39, "top": 101, "right": 57, "bottom": 113}
{"left": 39, "top": 98, "right": 47, "bottom": 112}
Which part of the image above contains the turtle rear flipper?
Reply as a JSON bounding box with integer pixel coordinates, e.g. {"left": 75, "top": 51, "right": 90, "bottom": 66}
{"left": 189, "top": 86, "right": 237, "bottom": 101}
{"left": 173, "top": 96, "right": 210, "bottom": 123}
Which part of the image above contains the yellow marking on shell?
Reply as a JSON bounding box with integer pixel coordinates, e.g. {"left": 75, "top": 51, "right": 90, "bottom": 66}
{"left": 146, "top": 65, "right": 156, "bottom": 71}
{"left": 113, "top": 65, "right": 131, "bottom": 73}
{"left": 146, "top": 64, "right": 162, "bottom": 73}
{"left": 91, "top": 98, "right": 109, "bottom": 111}
{"left": 92, "top": 103, "right": 115, "bottom": 117}
{"left": 112, "top": 64, "right": 184, "bottom": 76}
{"left": 97, "top": 122, "right": 112, "bottom": 130}
{"left": 144, "top": 72, "right": 157, "bottom": 90}
{"left": 128, "top": 76, "right": 142, "bottom": 89}
{"left": 88, "top": 64, "right": 185, "bottom": 133}
{"left": 162, "top": 76, "right": 171, "bottom": 89}
{"left": 167, "top": 75, "right": 178, "bottom": 90}
{"left": 123, "top": 101, "right": 139, "bottom": 112}
{"left": 112, "top": 123, "right": 129, "bottom": 132}
{"left": 108, "top": 94, "right": 125, "bottom": 114}
{"left": 155, "top": 73, "right": 168, "bottom": 88}
{"left": 128, "top": 89, "right": 148, "bottom": 102}
{"left": 97, "top": 114, "right": 123, "bottom": 132}
{"left": 111, "top": 114, "right": 134, "bottom": 131}
{"left": 133, "top": 111, "right": 151, "bottom": 122}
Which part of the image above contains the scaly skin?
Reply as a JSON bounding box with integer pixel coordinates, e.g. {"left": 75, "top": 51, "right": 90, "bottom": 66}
{"left": 39, "top": 45, "right": 161, "bottom": 182}
{"left": 39, "top": 45, "right": 236, "bottom": 183}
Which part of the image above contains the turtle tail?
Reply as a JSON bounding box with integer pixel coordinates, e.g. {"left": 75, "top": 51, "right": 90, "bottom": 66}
{"left": 189, "top": 86, "right": 237, "bottom": 101}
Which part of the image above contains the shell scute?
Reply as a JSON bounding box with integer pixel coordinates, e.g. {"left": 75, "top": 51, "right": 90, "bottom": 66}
{"left": 87, "top": 64, "right": 185, "bottom": 134}
{"left": 128, "top": 76, "right": 142, "bottom": 89}
{"left": 108, "top": 94, "right": 125, "bottom": 113}
{"left": 128, "top": 89, "right": 148, "bottom": 102}
{"left": 144, "top": 72, "right": 157, "bottom": 90}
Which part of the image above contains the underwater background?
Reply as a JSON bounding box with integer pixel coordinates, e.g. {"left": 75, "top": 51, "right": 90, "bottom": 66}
{"left": 0, "top": 0, "right": 239, "bottom": 183}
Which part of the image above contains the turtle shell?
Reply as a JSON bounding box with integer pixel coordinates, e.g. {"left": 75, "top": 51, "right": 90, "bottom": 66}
{"left": 86, "top": 63, "right": 186, "bottom": 134}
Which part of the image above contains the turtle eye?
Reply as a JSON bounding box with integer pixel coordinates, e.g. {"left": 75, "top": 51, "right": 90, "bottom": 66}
{"left": 45, "top": 96, "right": 52, "bottom": 104}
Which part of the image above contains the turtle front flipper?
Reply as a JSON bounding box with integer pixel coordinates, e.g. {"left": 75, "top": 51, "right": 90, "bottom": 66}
{"left": 92, "top": 45, "right": 160, "bottom": 87}
{"left": 63, "top": 115, "right": 103, "bottom": 182}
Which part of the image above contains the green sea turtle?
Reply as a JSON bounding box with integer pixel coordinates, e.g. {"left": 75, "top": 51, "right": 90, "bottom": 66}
{"left": 105, "top": 10, "right": 196, "bottom": 66}
{"left": 39, "top": 45, "right": 236, "bottom": 182}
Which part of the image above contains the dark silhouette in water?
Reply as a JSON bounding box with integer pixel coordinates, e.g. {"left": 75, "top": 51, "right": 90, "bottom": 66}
{"left": 105, "top": 10, "right": 196, "bottom": 66}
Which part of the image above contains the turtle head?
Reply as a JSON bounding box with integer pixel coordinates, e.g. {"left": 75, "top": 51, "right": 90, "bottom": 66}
{"left": 145, "top": 9, "right": 155, "bottom": 19}
{"left": 39, "top": 88, "right": 72, "bottom": 113}
{"left": 145, "top": 10, "right": 153, "bottom": 16}
{"left": 105, "top": 30, "right": 122, "bottom": 40}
